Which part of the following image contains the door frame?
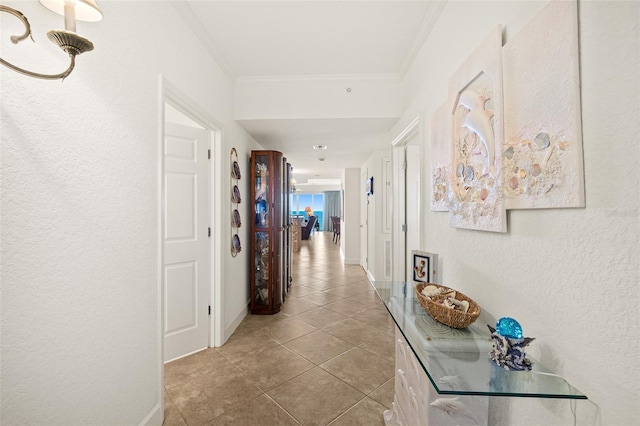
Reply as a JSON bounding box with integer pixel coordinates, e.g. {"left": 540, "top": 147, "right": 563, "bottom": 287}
{"left": 391, "top": 115, "right": 421, "bottom": 281}
{"left": 159, "top": 76, "right": 224, "bottom": 360}
{"left": 360, "top": 168, "right": 369, "bottom": 275}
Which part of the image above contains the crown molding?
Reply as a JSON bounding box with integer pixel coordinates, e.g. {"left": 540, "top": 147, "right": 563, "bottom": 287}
{"left": 398, "top": 0, "right": 448, "bottom": 79}
{"left": 170, "top": 2, "right": 237, "bottom": 83}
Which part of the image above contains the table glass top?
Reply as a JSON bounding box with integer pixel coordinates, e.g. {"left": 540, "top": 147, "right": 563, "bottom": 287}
{"left": 373, "top": 281, "right": 587, "bottom": 399}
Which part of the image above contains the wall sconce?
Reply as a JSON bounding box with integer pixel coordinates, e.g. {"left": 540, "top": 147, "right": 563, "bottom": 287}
{"left": 0, "top": 0, "right": 102, "bottom": 80}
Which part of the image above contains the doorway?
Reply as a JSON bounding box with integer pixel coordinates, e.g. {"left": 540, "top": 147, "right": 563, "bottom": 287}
{"left": 161, "top": 81, "right": 222, "bottom": 362}
{"left": 360, "top": 168, "right": 369, "bottom": 275}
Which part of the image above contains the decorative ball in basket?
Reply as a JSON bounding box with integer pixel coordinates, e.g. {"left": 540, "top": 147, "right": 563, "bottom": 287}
{"left": 415, "top": 283, "right": 481, "bottom": 329}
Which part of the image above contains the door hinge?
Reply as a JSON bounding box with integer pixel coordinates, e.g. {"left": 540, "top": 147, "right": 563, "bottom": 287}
{"left": 208, "top": 305, "right": 211, "bottom": 316}
{"left": 402, "top": 224, "right": 407, "bottom": 232}
{"left": 402, "top": 160, "right": 407, "bottom": 170}
{"left": 208, "top": 227, "right": 211, "bottom": 237}
{"left": 208, "top": 149, "right": 211, "bottom": 159}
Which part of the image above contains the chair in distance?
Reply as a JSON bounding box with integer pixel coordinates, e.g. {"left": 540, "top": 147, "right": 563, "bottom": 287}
{"left": 301, "top": 215, "right": 317, "bottom": 240}
{"left": 330, "top": 216, "right": 341, "bottom": 244}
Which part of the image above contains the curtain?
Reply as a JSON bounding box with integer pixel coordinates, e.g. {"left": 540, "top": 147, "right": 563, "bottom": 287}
{"left": 323, "top": 191, "right": 342, "bottom": 232}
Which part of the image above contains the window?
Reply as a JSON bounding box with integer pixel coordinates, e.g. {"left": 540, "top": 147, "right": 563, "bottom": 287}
{"left": 290, "top": 193, "right": 324, "bottom": 231}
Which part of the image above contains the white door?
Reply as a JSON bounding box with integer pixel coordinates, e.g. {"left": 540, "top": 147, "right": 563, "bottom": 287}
{"left": 392, "top": 147, "right": 407, "bottom": 281}
{"left": 392, "top": 143, "right": 421, "bottom": 282}
{"left": 163, "top": 122, "right": 210, "bottom": 362}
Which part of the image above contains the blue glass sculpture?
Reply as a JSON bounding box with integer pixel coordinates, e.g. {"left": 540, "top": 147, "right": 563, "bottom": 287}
{"left": 488, "top": 318, "right": 535, "bottom": 371}
{"left": 496, "top": 317, "right": 523, "bottom": 339}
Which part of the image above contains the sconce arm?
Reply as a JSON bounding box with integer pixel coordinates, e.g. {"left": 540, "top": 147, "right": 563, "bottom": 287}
{"left": 0, "top": 5, "right": 34, "bottom": 43}
{"left": 0, "top": 53, "right": 75, "bottom": 80}
{"left": 0, "top": 5, "right": 77, "bottom": 80}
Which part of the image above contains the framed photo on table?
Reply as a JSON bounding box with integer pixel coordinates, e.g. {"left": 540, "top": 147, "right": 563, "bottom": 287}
{"left": 412, "top": 250, "right": 438, "bottom": 283}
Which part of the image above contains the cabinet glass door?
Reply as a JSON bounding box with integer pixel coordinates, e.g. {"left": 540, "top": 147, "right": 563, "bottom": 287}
{"left": 254, "top": 232, "right": 270, "bottom": 305}
{"left": 254, "top": 154, "right": 269, "bottom": 228}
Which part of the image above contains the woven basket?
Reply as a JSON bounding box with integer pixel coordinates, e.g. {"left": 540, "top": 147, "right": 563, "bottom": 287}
{"left": 415, "top": 283, "right": 481, "bottom": 329}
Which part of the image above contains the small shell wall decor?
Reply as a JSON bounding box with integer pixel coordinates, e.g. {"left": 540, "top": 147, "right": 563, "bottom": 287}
{"left": 230, "top": 148, "right": 241, "bottom": 257}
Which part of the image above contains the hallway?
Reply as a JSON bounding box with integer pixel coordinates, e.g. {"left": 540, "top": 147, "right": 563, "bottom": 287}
{"left": 163, "top": 232, "right": 395, "bottom": 426}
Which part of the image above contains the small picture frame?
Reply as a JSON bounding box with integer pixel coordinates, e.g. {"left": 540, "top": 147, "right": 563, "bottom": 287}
{"left": 412, "top": 250, "right": 438, "bottom": 283}
{"left": 366, "top": 176, "right": 374, "bottom": 195}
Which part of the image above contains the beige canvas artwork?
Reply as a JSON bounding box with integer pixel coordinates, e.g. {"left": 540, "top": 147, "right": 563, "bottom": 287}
{"left": 502, "top": 0, "right": 584, "bottom": 209}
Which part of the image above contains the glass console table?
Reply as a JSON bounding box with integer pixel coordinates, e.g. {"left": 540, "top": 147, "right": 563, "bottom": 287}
{"left": 373, "top": 281, "right": 587, "bottom": 399}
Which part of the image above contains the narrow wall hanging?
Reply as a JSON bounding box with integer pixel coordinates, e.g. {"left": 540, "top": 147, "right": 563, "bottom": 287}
{"left": 230, "top": 148, "right": 242, "bottom": 256}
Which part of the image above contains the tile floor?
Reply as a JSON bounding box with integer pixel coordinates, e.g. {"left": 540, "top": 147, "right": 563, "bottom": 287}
{"left": 164, "top": 232, "right": 396, "bottom": 426}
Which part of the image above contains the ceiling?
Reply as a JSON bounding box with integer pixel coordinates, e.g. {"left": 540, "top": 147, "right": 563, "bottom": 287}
{"left": 175, "top": 1, "right": 442, "bottom": 185}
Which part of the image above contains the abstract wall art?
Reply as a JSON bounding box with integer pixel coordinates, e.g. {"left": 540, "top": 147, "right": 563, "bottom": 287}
{"left": 502, "top": 0, "right": 584, "bottom": 209}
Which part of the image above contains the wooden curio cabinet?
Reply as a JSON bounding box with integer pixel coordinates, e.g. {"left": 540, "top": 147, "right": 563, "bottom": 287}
{"left": 250, "top": 150, "right": 292, "bottom": 314}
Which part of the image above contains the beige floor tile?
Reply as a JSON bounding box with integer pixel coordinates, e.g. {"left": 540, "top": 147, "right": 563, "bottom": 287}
{"left": 347, "top": 297, "right": 385, "bottom": 311}
{"left": 169, "top": 233, "right": 401, "bottom": 426}
{"left": 328, "top": 397, "right": 387, "bottom": 426}
{"left": 287, "top": 285, "right": 319, "bottom": 298}
{"left": 164, "top": 348, "right": 235, "bottom": 389}
{"left": 205, "top": 394, "right": 299, "bottom": 426}
{"left": 263, "top": 316, "right": 317, "bottom": 343}
{"left": 368, "top": 378, "right": 395, "bottom": 410}
{"left": 358, "top": 330, "right": 395, "bottom": 362}
{"left": 234, "top": 345, "right": 314, "bottom": 391}
{"left": 292, "top": 276, "right": 322, "bottom": 287}
{"left": 280, "top": 297, "right": 319, "bottom": 315}
{"left": 167, "top": 368, "right": 262, "bottom": 425}
{"left": 294, "top": 307, "right": 348, "bottom": 329}
{"left": 233, "top": 312, "right": 289, "bottom": 335}
{"left": 323, "top": 299, "right": 370, "bottom": 317}
{"left": 303, "top": 280, "right": 337, "bottom": 291}
{"left": 320, "top": 347, "right": 394, "bottom": 394}
{"left": 216, "top": 328, "right": 280, "bottom": 364}
{"left": 322, "top": 318, "right": 382, "bottom": 345}
{"left": 346, "top": 287, "right": 380, "bottom": 302}
{"left": 325, "top": 285, "right": 370, "bottom": 299}
{"left": 300, "top": 291, "right": 344, "bottom": 306}
{"left": 284, "top": 329, "right": 354, "bottom": 365}
{"left": 163, "top": 389, "right": 187, "bottom": 426}
{"left": 268, "top": 368, "right": 365, "bottom": 426}
{"left": 356, "top": 308, "right": 395, "bottom": 331}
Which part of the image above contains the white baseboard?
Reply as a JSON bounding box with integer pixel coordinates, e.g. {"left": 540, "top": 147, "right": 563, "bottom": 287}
{"left": 140, "top": 401, "right": 163, "bottom": 426}
{"left": 343, "top": 257, "right": 360, "bottom": 265}
{"left": 366, "top": 270, "right": 375, "bottom": 283}
{"left": 219, "top": 304, "right": 248, "bottom": 346}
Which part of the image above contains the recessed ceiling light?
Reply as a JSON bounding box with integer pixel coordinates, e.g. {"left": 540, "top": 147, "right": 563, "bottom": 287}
{"left": 313, "top": 145, "right": 327, "bottom": 150}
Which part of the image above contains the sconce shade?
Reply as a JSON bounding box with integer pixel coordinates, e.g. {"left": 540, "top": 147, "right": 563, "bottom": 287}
{"left": 39, "top": 0, "right": 103, "bottom": 22}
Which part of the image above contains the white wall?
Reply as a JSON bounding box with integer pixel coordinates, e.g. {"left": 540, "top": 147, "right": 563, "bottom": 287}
{"left": 342, "top": 168, "right": 361, "bottom": 264}
{"left": 391, "top": 1, "right": 639, "bottom": 424}
{"left": 1, "top": 1, "right": 260, "bottom": 424}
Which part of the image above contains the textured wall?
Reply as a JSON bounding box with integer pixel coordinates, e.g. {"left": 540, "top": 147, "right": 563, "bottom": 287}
{"left": 1, "top": 1, "right": 259, "bottom": 423}
{"left": 393, "top": 1, "right": 639, "bottom": 424}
